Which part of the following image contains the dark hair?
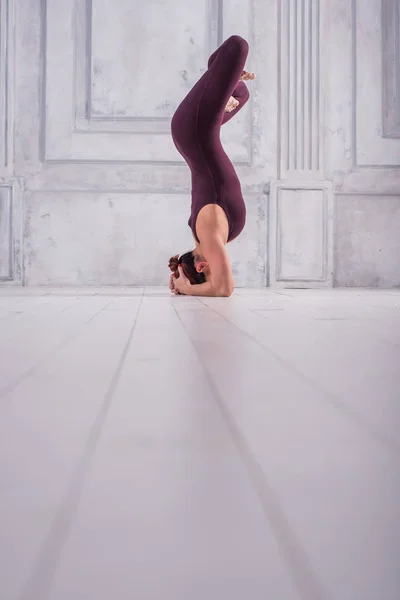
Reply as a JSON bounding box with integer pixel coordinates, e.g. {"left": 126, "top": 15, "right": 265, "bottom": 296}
{"left": 168, "top": 251, "right": 206, "bottom": 285}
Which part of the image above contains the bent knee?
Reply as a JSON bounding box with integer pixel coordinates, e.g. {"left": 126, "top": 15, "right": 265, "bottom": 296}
{"left": 225, "top": 35, "right": 249, "bottom": 54}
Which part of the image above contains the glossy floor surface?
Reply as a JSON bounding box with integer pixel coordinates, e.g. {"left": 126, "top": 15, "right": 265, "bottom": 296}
{"left": 1, "top": 287, "right": 400, "bottom": 600}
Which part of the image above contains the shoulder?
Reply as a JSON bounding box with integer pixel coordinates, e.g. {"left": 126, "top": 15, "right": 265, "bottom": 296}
{"left": 196, "top": 204, "right": 229, "bottom": 243}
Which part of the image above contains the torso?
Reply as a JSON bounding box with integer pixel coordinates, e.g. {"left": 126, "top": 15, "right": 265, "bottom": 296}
{"left": 188, "top": 170, "right": 246, "bottom": 244}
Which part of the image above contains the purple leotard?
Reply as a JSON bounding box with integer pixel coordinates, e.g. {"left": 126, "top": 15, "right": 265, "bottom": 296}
{"left": 171, "top": 35, "right": 250, "bottom": 243}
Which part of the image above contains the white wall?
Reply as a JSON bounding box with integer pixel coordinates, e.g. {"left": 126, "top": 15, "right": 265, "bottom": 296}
{"left": 0, "top": 0, "right": 399, "bottom": 287}
{"left": 326, "top": 0, "right": 400, "bottom": 287}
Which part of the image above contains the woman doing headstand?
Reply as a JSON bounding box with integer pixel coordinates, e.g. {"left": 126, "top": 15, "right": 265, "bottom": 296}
{"left": 169, "top": 35, "right": 255, "bottom": 297}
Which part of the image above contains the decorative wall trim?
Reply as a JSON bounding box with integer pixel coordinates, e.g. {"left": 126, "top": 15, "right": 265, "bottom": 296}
{"left": 382, "top": 0, "right": 400, "bottom": 138}
{"left": 74, "top": 0, "right": 223, "bottom": 128}
{"left": 279, "top": 0, "right": 323, "bottom": 179}
{"left": 0, "top": 185, "right": 12, "bottom": 279}
{"left": 274, "top": 1, "right": 331, "bottom": 288}
{"left": 0, "top": 181, "right": 23, "bottom": 284}
{"left": 24, "top": 188, "right": 263, "bottom": 195}
{"left": 43, "top": 0, "right": 253, "bottom": 164}
{"left": 0, "top": 1, "right": 18, "bottom": 284}
{"left": 335, "top": 192, "right": 400, "bottom": 197}
{"left": 0, "top": 0, "right": 14, "bottom": 173}
{"left": 352, "top": 0, "right": 400, "bottom": 167}
{"left": 269, "top": 180, "right": 333, "bottom": 288}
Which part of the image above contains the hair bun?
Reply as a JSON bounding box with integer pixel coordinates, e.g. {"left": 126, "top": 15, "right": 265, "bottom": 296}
{"left": 168, "top": 254, "right": 180, "bottom": 272}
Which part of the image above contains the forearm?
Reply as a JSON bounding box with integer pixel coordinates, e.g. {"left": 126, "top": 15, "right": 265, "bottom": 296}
{"left": 185, "top": 281, "right": 232, "bottom": 297}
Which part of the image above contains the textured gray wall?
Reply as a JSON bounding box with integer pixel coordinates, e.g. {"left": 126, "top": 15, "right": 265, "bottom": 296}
{"left": 0, "top": 0, "right": 399, "bottom": 287}
{"left": 335, "top": 195, "right": 400, "bottom": 287}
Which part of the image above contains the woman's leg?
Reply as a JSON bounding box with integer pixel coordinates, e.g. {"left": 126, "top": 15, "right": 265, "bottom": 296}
{"left": 198, "top": 35, "right": 249, "bottom": 127}
{"left": 171, "top": 36, "right": 249, "bottom": 160}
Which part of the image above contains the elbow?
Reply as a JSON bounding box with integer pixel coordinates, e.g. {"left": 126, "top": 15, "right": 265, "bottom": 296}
{"left": 218, "top": 284, "right": 234, "bottom": 298}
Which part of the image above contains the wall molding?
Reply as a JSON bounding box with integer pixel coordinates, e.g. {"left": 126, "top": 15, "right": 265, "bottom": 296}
{"left": 269, "top": 180, "right": 333, "bottom": 288}
{"left": 0, "top": 180, "right": 23, "bottom": 284}
{"left": 278, "top": 0, "right": 323, "bottom": 180}
{"left": 382, "top": 0, "right": 400, "bottom": 138}
{"left": 0, "top": 0, "right": 14, "bottom": 174}
{"left": 74, "top": 0, "right": 223, "bottom": 129}
{"left": 352, "top": 0, "right": 400, "bottom": 167}
{"left": 335, "top": 192, "right": 400, "bottom": 197}
{"left": 273, "top": 1, "right": 332, "bottom": 288}
{"left": 0, "top": 184, "right": 12, "bottom": 279}
{"left": 42, "top": 0, "right": 253, "bottom": 165}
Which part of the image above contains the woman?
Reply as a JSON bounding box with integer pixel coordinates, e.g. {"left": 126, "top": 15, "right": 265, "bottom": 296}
{"left": 168, "top": 35, "right": 255, "bottom": 297}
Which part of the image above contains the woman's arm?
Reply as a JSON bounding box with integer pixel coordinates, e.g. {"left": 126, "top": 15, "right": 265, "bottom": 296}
{"left": 179, "top": 233, "right": 234, "bottom": 297}
{"left": 186, "top": 280, "right": 229, "bottom": 297}
{"left": 199, "top": 233, "right": 234, "bottom": 295}
{"left": 172, "top": 229, "right": 234, "bottom": 297}
{"left": 173, "top": 271, "right": 228, "bottom": 297}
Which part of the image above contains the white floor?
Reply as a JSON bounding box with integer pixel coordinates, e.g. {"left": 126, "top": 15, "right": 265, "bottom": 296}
{"left": 0, "top": 287, "right": 399, "bottom": 600}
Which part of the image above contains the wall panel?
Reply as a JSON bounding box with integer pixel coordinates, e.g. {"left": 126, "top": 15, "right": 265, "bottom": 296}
{"left": 335, "top": 194, "right": 400, "bottom": 287}
{"left": 270, "top": 0, "right": 333, "bottom": 287}
{"left": 23, "top": 191, "right": 267, "bottom": 287}
{"left": 276, "top": 188, "right": 327, "bottom": 282}
{"left": 0, "top": 0, "right": 13, "bottom": 172}
{"left": 44, "top": 0, "right": 253, "bottom": 165}
{"left": 0, "top": 186, "right": 12, "bottom": 279}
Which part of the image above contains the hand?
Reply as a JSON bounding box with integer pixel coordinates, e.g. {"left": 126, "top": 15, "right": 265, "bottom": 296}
{"left": 172, "top": 266, "right": 191, "bottom": 295}
{"left": 169, "top": 273, "right": 180, "bottom": 295}
{"left": 240, "top": 70, "right": 256, "bottom": 81}
{"left": 225, "top": 95, "right": 239, "bottom": 113}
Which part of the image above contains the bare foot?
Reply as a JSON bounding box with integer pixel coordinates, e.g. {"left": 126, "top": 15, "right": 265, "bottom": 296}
{"left": 240, "top": 70, "right": 256, "bottom": 81}
{"left": 225, "top": 72, "right": 256, "bottom": 112}
{"left": 225, "top": 96, "right": 240, "bottom": 113}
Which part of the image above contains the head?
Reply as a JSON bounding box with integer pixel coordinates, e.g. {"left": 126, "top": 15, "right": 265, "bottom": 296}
{"left": 168, "top": 250, "right": 210, "bottom": 285}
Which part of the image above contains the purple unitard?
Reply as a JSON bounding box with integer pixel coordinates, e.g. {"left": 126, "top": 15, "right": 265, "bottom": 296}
{"left": 171, "top": 35, "right": 250, "bottom": 243}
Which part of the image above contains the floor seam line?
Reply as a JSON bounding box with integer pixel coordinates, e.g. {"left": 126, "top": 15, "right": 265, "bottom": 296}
{"left": 0, "top": 297, "right": 119, "bottom": 403}
{"left": 18, "top": 294, "right": 144, "bottom": 600}
{"left": 171, "top": 302, "right": 327, "bottom": 600}
{"left": 198, "top": 299, "right": 400, "bottom": 455}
